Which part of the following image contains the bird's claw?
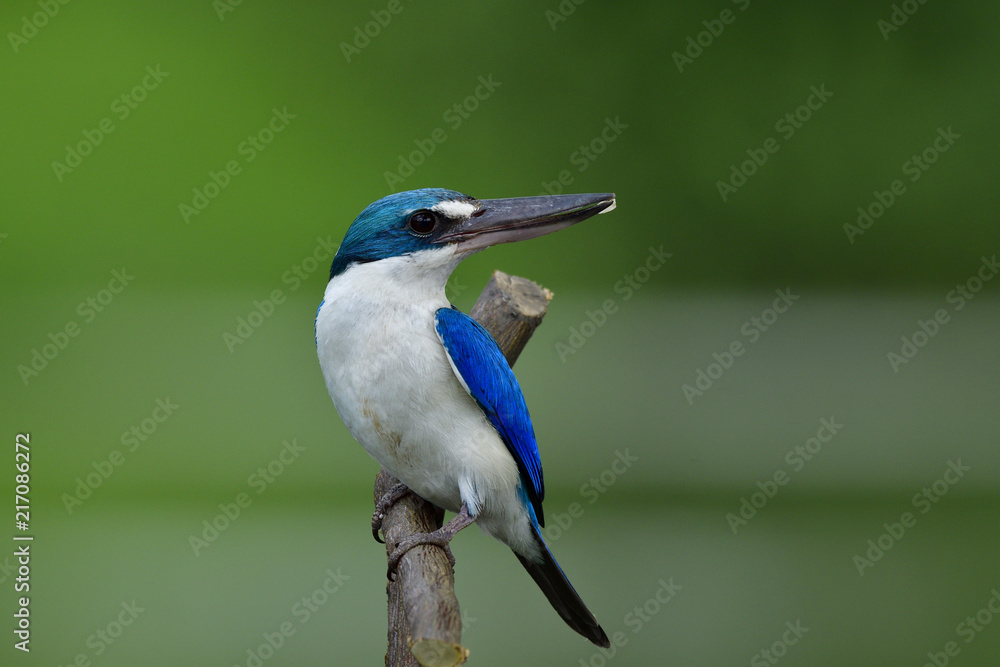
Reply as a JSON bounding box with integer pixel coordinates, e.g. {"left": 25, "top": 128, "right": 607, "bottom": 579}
{"left": 385, "top": 503, "right": 475, "bottom": 580}
{"left": 387, "top": 537, "right": 456, "bottom": 580}
{"left": 372, "top": 514, "right": 386, "bottom": 544}
{"left": 372, "top": 482, "right": 412, "bottom": 544}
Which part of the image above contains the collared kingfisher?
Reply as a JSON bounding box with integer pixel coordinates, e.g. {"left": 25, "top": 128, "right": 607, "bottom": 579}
{"left": 316, "top": 188, "right": 615, "bottom": 647}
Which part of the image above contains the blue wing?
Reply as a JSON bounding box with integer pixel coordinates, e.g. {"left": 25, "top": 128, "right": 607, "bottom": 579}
{"left": 434, "top": 307, "right": 545, "bottom": 526}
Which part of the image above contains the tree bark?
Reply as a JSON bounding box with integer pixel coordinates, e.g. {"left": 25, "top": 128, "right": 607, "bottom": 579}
{"left": 376, "top": 270, "right": 553, "bottom": 666}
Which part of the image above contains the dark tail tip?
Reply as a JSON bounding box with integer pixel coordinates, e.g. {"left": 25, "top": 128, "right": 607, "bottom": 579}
{"left": 515, "top": 528, "right": 610, "bottom": 647}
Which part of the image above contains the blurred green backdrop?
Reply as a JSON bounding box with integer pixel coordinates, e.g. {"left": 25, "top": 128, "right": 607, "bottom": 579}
{"left": 2, "top": 1, "right": 998, "bottom": 665}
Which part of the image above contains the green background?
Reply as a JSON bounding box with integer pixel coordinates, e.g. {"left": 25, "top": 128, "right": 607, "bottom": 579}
{"left": 2, "top": 1, "right": 998, "bottom": 665}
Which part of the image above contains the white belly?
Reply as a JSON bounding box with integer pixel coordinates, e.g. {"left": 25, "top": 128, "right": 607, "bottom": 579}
{"left": 316, "top": 254, "right": 535, "bottom": 555}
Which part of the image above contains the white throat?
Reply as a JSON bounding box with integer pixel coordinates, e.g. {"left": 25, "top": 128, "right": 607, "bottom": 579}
{"left": 326, "top": 245, "right": 462, "bottom": 306}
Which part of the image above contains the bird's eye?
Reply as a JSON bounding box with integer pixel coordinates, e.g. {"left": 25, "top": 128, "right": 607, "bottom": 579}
{"left": 407, "top": 210, "right": 438, "bottom": 236}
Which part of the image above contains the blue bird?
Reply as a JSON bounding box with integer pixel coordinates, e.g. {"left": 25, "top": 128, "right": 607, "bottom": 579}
{"left": 316, "top": 188, "right": 615, "bottom": 647}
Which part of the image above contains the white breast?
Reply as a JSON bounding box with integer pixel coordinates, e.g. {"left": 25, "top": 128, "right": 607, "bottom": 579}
{"left": 316, "top": 248, "right": 536, "bottom": 555}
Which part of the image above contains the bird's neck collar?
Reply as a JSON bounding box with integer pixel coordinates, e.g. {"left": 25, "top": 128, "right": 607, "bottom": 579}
{"left": 327, "top": 246, "right": 467, "bottom": 305}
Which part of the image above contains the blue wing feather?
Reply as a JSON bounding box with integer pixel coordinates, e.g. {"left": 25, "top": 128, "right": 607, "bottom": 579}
{"left": 434, "top": 307, "right": 545, "bottom": 526}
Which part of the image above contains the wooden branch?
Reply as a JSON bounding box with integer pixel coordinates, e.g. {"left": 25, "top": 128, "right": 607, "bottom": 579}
{"left": 375, "top": 470, "right": 455, "bottom": 667}
{"left": 376, "top": 270, "right": 553, "bottom": 667}
{"left": 469, "top": 271, "right": 553, "bottom": 368}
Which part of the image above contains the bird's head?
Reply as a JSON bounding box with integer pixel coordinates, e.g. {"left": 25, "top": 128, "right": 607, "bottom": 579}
{"left": 329, "top": 188, "right": 615, "bottom": 280}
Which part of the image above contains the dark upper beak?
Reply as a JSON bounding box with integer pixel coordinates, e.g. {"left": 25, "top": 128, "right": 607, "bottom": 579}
{"left": 433, "top": 193, "right": 616, "bottom": 252}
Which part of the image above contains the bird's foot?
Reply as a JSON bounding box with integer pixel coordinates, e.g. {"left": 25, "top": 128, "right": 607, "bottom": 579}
{"left": 386, "top": 503, "right": 476, "bottom": 579}
{"left": 372, "top": 482, "right": 413, "bottom": 544}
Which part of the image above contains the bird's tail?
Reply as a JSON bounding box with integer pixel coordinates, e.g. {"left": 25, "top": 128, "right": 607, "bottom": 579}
{"left": 515, "top": 524, "right": 610, "bottom": 647}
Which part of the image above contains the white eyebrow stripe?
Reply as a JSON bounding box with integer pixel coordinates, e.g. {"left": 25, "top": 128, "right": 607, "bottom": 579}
{"left": 432, "top": 200, "right": 477, "bottom": 219}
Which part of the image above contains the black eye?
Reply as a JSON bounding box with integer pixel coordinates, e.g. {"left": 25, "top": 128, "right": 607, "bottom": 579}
{"left": 407, "top": 210, "right": 438, "bottom": 235}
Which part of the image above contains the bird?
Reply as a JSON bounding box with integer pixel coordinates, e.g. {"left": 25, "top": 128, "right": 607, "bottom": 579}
{"left": 315, "top": 187, "right": 616, "bottom": 647}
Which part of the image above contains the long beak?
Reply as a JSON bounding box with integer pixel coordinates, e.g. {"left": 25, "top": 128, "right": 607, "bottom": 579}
{"left": 434, "top": 193, "right": 616, "bottom": 252}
